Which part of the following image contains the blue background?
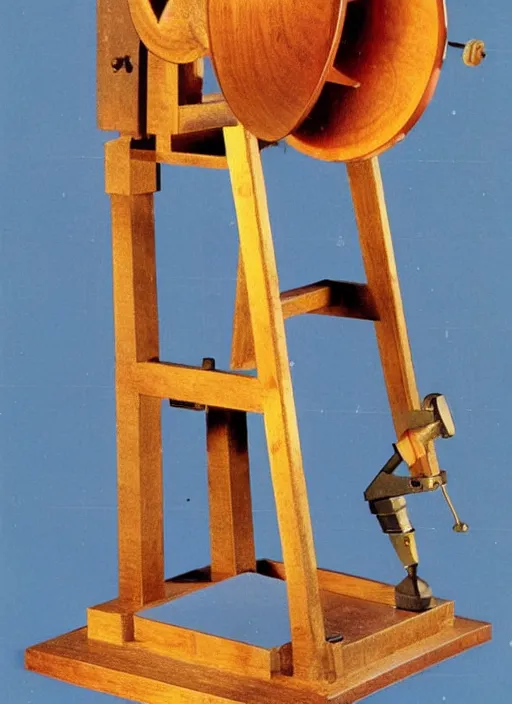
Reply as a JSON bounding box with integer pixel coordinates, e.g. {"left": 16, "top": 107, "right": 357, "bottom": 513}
{"left": 1, "top": 2, "right": 510, "bottom": 702}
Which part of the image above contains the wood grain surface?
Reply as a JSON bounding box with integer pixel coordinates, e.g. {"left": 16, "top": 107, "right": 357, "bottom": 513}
{"left": 208, "top": 0, "right": 347, "bottom": 141}
{"left": 289, "top": 0, "right": 447, "bottom": 160}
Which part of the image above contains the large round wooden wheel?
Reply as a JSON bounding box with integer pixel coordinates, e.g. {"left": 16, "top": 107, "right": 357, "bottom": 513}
{"left": 208, "top": 0, "right": 447, "bottom": 161}
{"left": 207, "top": 0, "right": 347, "bottom": 143}
{"left": 289, "top": 0, "right": 447, "bottom": 161}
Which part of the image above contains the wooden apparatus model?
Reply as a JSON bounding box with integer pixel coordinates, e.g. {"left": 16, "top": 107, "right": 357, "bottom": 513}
{"left": 26, "top": 1, "right": 491, "bottom": 702}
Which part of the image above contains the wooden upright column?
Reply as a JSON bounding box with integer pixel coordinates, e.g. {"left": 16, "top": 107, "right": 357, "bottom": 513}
{"left": 347, "top": 158, "right": 440, "bottom": 478}
{"left": 225, "top": 126, "right": 333, "bottom": 682}
{"left": 206, "top": 408, "right": 256, "bottom": 580}
{"left": 107, "top": 138, "right": 165, "bottom": 608}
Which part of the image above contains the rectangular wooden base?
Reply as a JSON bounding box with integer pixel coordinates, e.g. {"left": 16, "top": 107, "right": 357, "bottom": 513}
{"left": 26, "top": 563, "right": 491, "bottom": 704}
{"left": 26, "top": 617, "right": 490, "bottom": 704}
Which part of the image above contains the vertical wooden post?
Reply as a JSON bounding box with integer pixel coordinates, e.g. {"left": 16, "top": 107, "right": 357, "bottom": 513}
{"left": 224, "top": 126, "right": 333, "bottom": 682}
{"left": 347, "top": 157, "right": 440, "bottom": 478}
{"left": 206, "top": 409, "right": 256, "bottom": 580}
{"left": 107, "top": 138, "right": 165, "bottom": 608}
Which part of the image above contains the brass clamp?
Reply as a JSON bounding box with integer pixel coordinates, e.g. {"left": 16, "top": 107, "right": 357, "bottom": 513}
{"left": 364, "top": 394, "right": 468, "bottom": 534}
{"left": 363, "top": 394, "right": 467, "bottom": 611}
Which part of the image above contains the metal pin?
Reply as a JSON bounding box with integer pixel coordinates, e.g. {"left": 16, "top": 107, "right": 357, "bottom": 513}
{"left": 440, "top": 485, "right": 469, "bottom": 533}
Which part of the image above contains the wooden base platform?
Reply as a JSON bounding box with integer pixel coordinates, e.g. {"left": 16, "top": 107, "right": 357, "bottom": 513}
{"left": 26, "top": 562, "right": 491, "bottom": 704}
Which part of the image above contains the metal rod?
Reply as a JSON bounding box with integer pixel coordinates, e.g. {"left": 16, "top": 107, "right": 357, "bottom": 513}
{"left": 440, "top": 485, "right": 469, "bottom": 533}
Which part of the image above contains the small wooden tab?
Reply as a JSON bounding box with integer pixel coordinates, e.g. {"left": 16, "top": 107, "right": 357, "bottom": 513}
{"left": 326, "top": 67, "right": 360, "bottom": 88}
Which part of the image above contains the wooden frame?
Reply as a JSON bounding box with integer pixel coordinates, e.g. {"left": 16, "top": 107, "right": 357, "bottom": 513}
{"left": 26, "top": 5, "right": 490, "bottom": 701}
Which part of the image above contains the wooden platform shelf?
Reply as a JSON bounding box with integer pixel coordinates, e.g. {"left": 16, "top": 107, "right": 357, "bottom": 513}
{"left": 26, "top": 561, "right": 490, "bottom": 704}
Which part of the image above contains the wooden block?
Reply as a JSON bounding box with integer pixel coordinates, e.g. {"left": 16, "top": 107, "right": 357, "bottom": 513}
{"left": 87, "top": 602, "right": 134, "bottom": 645}
{"left": 106, "top": 139, "right": 159, "bottom": 196}
{"left": 97, "top": 0, "right": 144, "bottom": 135}
{"left": 147, "top": 52, "right": 179, "bottom": 136}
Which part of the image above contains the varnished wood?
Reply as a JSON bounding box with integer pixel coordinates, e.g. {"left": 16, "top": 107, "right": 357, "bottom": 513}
{"left": 147, "top": 52, "right": 179, "bottom": 137}
{"left": 326, "top": 66, "right": 360, "bottom": 89}
{"left": 26, "top": 613, "right": 491, "bottom": 704}
{"left": 347, "top": 157, "right": 440, "bottom": 478}
{"left": 97, "top": 0, "right": 143, "bottom": 135}
{"left": 128, "top": 0, "right": 208, "bottom": 64}
{"left": 231, "top": 279, "right": 379, "bottom": 370}
{"left": 179, "top": 99, "right": 237, "bottom": 135}
{"left": 282, "top": 280, "right": 378, "bottom": 320}
{"left": 289, "top": 0, "right": 447, "bottom": 161}
{"left": 134, "top": 618, "right": 282, "bottom": 679}
{"left": 206, "top": 409, "right": 256, "bottom": 580}
{"left": 109, "top": 143, "right": 165, "bottom": 607}
{"left": 209, "top": 0, "right": 347, "bottom": 141}
{"left": 230, "top": 253, "right": 256, "bottom": 371}
{"left": 225, "top": 125, "right": 333, "bottom": 682}
{"left": 124, "top": 361, "right": 264, "bottom": 413}
{"left": 106, "top": 139, "right": 160, "bottom": 197}
{"left": 87, "top": 574, "right": 215, "bottom": 645}
{"left": 257, "top": 560, "right": 396, "bottom": 607}
{"left": 29, "top": 6, "right": 488, "bottom": 693}
{"left": 134, "top": 145, "right": 228, "bottom": 170}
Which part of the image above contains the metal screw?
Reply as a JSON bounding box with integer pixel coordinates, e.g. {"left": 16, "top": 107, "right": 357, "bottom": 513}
{"left": 111, "top": 56, "right": 134, "bottom": 73}
{"left": 327, "top": 634, "right": 344, "bottom": 644}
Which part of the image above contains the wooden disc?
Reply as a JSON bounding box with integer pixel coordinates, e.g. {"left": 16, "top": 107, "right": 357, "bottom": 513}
{"left": 128, "top": 0, "right": 208, "bottom": 64}
{"left": 207, "top": 0, "right": 347, "bottom": 142}
{"left": 288, "top": 0, "right": 447, "bottom": 161}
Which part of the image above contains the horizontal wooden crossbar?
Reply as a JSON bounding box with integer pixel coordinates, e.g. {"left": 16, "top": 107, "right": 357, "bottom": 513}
{"left": 179, "top": 97, "right": 238, "bottom": 135}
{"left": 281, "top": 280, "right": 379, "bottom": 321}
{"left": 257, "top": 560, "right": 396, "bottom": 606}
{"left": 134, "top": 617, "right": 282, "bottom": 679}
{"left": 122, "top": 362, "right": 264, "bottom": 413}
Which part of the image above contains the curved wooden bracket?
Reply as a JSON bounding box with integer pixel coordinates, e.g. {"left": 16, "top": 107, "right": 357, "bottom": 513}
{"left": 128, "top": 0, "right": 208, "bottom": 64}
